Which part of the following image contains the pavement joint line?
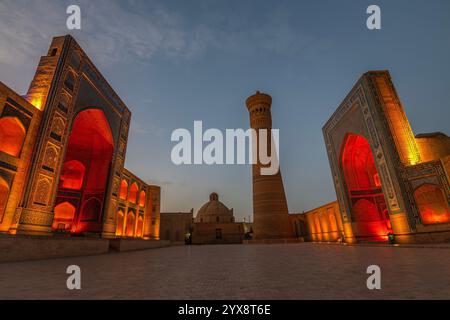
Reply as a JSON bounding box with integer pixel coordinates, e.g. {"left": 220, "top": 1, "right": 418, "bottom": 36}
{"left": 308, "top": 242, "right": 450, "bottom": 249}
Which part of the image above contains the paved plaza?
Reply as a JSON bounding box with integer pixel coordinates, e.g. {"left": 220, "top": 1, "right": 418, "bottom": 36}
{"left": 1, "top": 243, "right": 450, "bottom": 300}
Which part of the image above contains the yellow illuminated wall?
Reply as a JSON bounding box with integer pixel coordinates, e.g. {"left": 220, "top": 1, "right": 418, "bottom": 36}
{"left": 25, "top": 37, "right": 65, "bottom": 111}
{"left": 415, "top": 133, "right": 450, "bottom": 163}
{"left": 373, "top": 75, "right": 421, "bottom": 166}
{"left": 291, "top": 201, "right": 344, "bottom": 242}
{"left": 29, "top": 96, "right": 44, "bottom": 111}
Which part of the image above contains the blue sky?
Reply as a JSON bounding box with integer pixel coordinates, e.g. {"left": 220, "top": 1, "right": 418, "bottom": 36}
{"left": 1, "top": 0, "right": 449, "bottom": 220}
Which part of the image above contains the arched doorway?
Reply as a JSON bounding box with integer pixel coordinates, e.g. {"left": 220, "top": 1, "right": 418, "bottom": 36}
{"left": 54, "top": 109, "right": 114, "bottom": 234}
{"left": 0, "top": 117, "right": 26, "bottom": 157}
{"left": 0, "top": 177, "right": 9, "bottom": 221}
{"left": 125, "top": 211, "right": 135, "bottom": 237}
{"left": 136, "top": 215, "right": 144, "bottom": 238}
{"left": 52, "top": 202, "right": 76, "bottom": 231}
{"left": 139, "top": 191, "right": 146, "bottom": 207}
{"left": 129, "top": 183, "right": 138, "bottom": 204}
{"left": 119, "top": 180, "right": 128, "bottom": 200}
{"left": 80, "top": 198, "right": 102, "bottom": 221}
{"left": 116, "top": 210, "right": 125, "bottom": 236}
{"left": 414, "top": 184, "right": 450, "bottom": 225}
{"left": 341, "top": 133, "right": 391, "bottom": 241}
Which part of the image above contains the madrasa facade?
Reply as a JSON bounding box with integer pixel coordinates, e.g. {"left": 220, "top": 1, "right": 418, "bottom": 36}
{"left": 320, "top": 71, "right": 450, "bottom": 244}
{"left": 0, "top": 35, "right": 160, "bottom": 239}
{"left": 250, "top": 72, "right": 450, "bottom": 244}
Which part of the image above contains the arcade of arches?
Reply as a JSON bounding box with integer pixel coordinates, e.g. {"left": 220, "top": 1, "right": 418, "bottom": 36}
{"left": 290, "top": 202, "right": 344, "bottom": 243}
{"left": 116, "top": 178, "right": 150, "bottom": 238}
{"left": 121, "top": 211, "right": 144, "bottom": 238}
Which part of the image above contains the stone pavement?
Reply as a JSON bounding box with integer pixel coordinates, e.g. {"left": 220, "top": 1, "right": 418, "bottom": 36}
{"left": 0, "top": 243, "right": 449, "bottom": 299}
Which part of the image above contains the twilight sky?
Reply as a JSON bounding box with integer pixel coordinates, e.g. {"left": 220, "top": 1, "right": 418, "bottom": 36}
{"left": 1, "top": 0, "right": 449, "bottom": 221}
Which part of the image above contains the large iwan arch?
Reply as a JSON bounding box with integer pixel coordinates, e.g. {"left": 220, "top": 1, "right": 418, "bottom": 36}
{"left": 53, "top": 109, "right": 114, "bottom": 234}
{"left": 341, "top": 133, "right": 392, "bottom": 241}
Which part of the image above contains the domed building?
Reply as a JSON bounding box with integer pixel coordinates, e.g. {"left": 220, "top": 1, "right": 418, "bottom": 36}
{"left": 192, "top": 193, "right": 247, "bottom": 244}
{"left": 194, "top": 193, "right": 235, "bottom": 223}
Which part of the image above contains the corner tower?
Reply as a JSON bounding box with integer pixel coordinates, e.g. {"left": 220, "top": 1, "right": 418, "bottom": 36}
{"left": 246, "top": 91, "right": 292, "bottom": 239}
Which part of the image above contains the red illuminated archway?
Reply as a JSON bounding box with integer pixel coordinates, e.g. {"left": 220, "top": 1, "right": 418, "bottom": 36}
{"left": 119, "top": 180, "right": 128, "bottom": 200}
{"left": 116, "top": 210, "right": 125, "bottom": 236}
{"left": 125, "top": 211, "right": 135, "bottom": 237}
{"left": 0, "top": 177, "right": 9, "bottom": 221}
{"left": 54, "top": 109, "right": 114, "bottom": 234}
{"left": 0, "top": 117, "right": 26, "bottom": 157}
{"left": 52, "top": 202, "right": 76, "bottom": 231}
{"left": 129, "top": 183, "right": 138, "bottom": 204}
{"left": 139, "top": 191, "right": 146, "bottom": 207}
{"left": 414, "top": 184, "right": 450, "bottom": 225}
{"left": 59, "top": 160, "right": 85, "bottom": 190}
{"left": 341, "top": 133, "right": 391, "bottom": 241}
{"left": 136, "top": 215, "right": 144, "bottom": 238}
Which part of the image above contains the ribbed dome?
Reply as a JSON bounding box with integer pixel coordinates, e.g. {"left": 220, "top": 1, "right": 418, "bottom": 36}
{"left": 195, "top": 193, "right": 235, "bottom": 223}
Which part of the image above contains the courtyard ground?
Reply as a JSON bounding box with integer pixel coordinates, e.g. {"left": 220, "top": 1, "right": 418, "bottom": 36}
{"left": 0, "top": 243, "right": 449, "bottom": 299}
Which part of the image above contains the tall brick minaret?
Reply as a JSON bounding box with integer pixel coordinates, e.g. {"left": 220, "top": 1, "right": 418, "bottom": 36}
{"left": 246, "top": 91, "right": 292, "bottom": 239}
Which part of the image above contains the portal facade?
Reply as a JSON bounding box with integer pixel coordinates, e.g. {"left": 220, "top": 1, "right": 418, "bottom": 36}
{"left": 0, "top": 35, "right": 160, "bottom": 239}
{"left": 323, "top": 71, "right": 450, "bottom": 243}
